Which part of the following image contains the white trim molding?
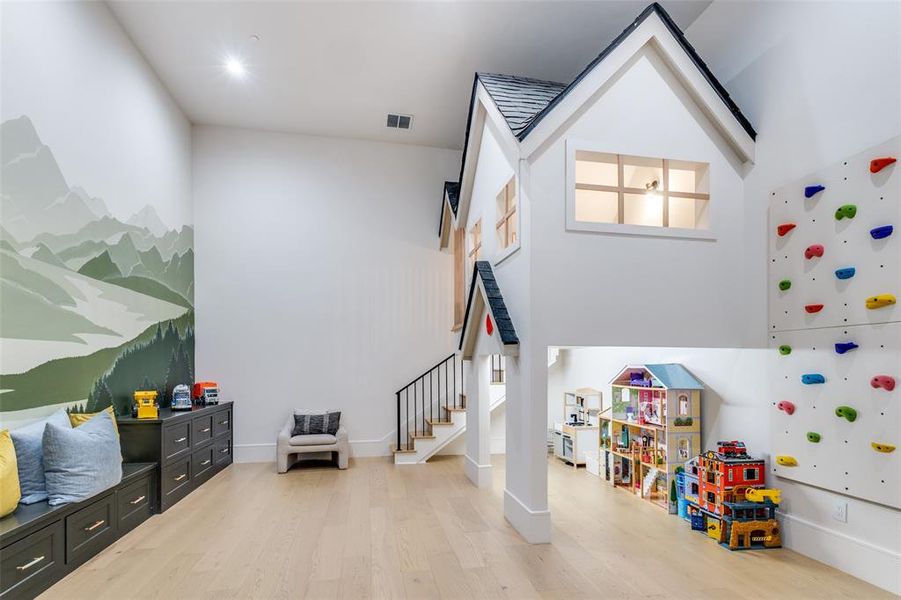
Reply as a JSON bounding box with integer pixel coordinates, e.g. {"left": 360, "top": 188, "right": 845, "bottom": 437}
{"left": 465, "top": 455, "right": 493, "bottom": 489}
{"left": 504, "top": 488, "right": 551, "bottom": 544}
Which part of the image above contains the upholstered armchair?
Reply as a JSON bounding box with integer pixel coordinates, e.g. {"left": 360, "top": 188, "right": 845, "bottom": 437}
{"left": 277, "top": 413, "right": 348, "bottom": 473}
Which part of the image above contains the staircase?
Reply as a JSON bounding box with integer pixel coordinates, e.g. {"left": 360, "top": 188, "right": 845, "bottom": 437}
{"left": 392, "top": 353, "right": 505, "bottom": 464}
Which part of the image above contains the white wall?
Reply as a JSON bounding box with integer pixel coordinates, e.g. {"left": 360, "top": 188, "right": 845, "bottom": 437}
{"left": 192, "top": 125, "right": 459, "bottom": 460}
{"left": 439, "top": 383, "right": 507, "bottom": 455}
{"left": 687, "top": 2, "right": 901, "bottom": 594}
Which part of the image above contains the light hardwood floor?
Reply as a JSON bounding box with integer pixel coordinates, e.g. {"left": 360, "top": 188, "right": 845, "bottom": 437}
{"left": 43, "top": 455, "right": 893, "bottom": 599}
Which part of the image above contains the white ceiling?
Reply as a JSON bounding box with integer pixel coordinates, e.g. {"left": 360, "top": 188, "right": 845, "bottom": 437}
{"left": 108, "top": 1, "right": 711, "bottom": 150}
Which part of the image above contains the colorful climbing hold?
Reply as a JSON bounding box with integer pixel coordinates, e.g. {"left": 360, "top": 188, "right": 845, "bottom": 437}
{"left": 835, "top": 406, "right": 857, "bottom": 422}
{"left": 801, "top": 373, "right": 825, "bottom": 385}
{"left": 806, "top": 432, "right": 821, "bottom": 443}
{"left": 777, "top": 401, "right": 796, "bottom": 415}
{"left": 805, "top": 304, "right": 824, "bottom": 314}
{"left": 778, "top": 345, "right": 792, "bottom": 356}
{"left": 871, "top": 375, "right": 896, "bottom": 392}
{"left": 804, "top": 244, "right": 824, "bottom": 259}
{"left": 871, "top": 442, "right": 896, "bottom": 454}
{"left": 835, "top": 267, "right": 856, "bottom": 280}
{"left": 865, "top": 294, "right": 896, "bottom": 309}
{"left": 835, "top": 204, "right": 857, "bottom": 220}
{"left": 777, "top": 223, "right": 796, "bottom": 237}
{"left": 834, "top": 341, "right": 859, "bottom": 354}
{"left": 870, "top": 225, "right": 893, "bottom": 240}
{"left": 778, "top": 279, "right": 792, "bottom": 291}
{"left": 804, "top": 185, "right": 825, "bottom": 198}
{"left": 776, "top": 455, "right": 798, "bottom": 467}
{"left": 869, "top": 157, "right": 896, "bottom": 173}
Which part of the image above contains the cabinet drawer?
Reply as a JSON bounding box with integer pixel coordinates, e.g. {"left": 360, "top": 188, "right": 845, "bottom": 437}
{"left": 192, "top": 446, "right": 215, "bottom": 481}
{"left": 192, "top": 415, "right": 214, "bottom": 447}
{"left": 214, "top": 435, "right": 232, "bottom": 466}
{"left": 65, "top": 494, "right": 116, "bottom": 567}
{"left": 213, "top": 409, "right": 232, "bottom": 437}
{"left": 161, "top": 458, "right": 192, "bottom": 511}
{"left": 0, "top": 521, "right": 64, "bottom": 599}
{"left": 163, "top": 421, "right": 191, "bottom": 462}
{"left": 117, "top": 475, "right": 153, "bottom": 535}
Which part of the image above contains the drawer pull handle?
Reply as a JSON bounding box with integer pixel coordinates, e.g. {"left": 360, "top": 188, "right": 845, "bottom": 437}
{"left": 201, "top": 459, "right": 211, "bottom": 466}
{"left": 129, "top": 495, "right": 146, "bottom": 505}
{"left": 218, "top": 420, "right": 229, "bottom": 425}
{"left": 200, "top": 427, "right": 211, "bottom": 433}
{"left": 220, "top": 448, "right": 229, "bottom": 454}
{"left": 16, "top": 556, "right": 45, "bottom": 571}
{"left": 175, "top": 437, "right": 187, "bottom": 443}
{"left": 174, "top": 473, "right": 187, "bottom": 481}
{"left": 85, "top": 520, "right": 105, "bottom": 532}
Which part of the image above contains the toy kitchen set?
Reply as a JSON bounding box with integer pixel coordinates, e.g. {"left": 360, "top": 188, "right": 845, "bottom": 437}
{"left": 552, "top": 388, "right": 603, "bottom": 469}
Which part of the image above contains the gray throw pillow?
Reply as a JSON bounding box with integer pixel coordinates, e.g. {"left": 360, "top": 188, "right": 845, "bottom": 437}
{"left": 292, "top": 411, "right": 340, "bottom": 436}
{"left": 43, "top": 410, "right": 122, "bottom": 506}
{"left": 10, "top": 408, "right": 72, "bottom": 504}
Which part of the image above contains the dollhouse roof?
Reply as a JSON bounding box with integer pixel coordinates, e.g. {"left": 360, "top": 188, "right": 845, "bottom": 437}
{"left": 476, "top": 73, "right": 567, "bottom": 139}
{"left": 611, "top": 363, "right": 704, "bottom": 390}
{"left": 458, "top": 261, "right": 519, "bottom": 358}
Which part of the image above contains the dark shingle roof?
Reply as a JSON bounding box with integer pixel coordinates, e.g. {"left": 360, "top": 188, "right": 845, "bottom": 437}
{"left": 459, "top": 261, "right": 519, "bottom": 350}
{"left": 445, "top": 181, "right": 460, "bottom": 214}
{"left": 476, "top": 73, "right": 567, "bottom": 139}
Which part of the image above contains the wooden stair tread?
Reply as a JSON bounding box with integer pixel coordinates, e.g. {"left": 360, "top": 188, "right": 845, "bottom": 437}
{"left": 427, "top": 419, "right": 453, "bottom": 426}
{"left": 391, "top": 445, "right": 416, "bottom": 454}
{"left": 443, "top": 406, "right": 466, "bottom": 412}
{"left": 411, "top": 434, "right": 436, "bottom": 440}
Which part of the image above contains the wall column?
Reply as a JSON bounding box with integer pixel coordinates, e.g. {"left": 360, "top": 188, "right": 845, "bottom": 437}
{"left": 465, "top": 355, "right": 492, "bottom": 488}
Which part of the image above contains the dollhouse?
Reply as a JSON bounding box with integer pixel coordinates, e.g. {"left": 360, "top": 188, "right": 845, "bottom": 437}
{"left": 602, "top": 364, "right": 703, "bottom": 510}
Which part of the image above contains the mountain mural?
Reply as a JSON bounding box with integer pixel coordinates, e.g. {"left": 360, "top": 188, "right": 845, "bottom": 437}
{"left": 0, "top": 116, "right": 194, "bottom": 423}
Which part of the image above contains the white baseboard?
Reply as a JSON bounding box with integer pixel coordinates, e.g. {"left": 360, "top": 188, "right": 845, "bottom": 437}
{"left": 504, "top": 488, "right": 551, "bottom": 544}
{"left": 234, "top": 443, "right": 275, "bottom": 463}
{"left": 780, "top": 512, "right": 901, "bottom": 596}
{"left": 464, "top": 455, "right": 492, "bottom": 488}
{"left": 349, "top": 437, "right": 392, "bottom": 457}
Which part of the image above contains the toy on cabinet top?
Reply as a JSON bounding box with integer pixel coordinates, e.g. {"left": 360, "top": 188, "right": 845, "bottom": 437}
{"left": 133, "top": 390, "right": 158, "bottom": 419}
{"left": 170, "top": 384, "right": 193, "bottom": 411}
{"left": 193, "top": 381, "right": 220, "bottom": 405}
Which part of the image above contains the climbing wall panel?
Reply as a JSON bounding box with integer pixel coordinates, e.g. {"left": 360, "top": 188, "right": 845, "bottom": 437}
{"left": 768, "top": 136, "right": 899, "bottom": 508}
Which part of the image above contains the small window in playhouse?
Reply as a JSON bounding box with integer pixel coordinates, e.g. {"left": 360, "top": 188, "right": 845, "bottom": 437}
{"left": 678, "top": 394, "right": 689, "bottom": 416}
{"left": 744, "top": 467, "right": 758, "bottom": 481}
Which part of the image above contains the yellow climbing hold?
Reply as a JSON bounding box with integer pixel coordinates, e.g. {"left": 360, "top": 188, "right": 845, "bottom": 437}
{"left": 776, "top": 455, "right": 798, "bottom": 467}
{"left": 871, "top": 442, "right": 896, "bottom": 453}
{"left": 865, "top": 294, "right": 896, "bottom": 309}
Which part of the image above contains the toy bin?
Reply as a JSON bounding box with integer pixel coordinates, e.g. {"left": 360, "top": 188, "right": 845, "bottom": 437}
{"left": 584, "top": 451, "right": 600, "bottom": 477}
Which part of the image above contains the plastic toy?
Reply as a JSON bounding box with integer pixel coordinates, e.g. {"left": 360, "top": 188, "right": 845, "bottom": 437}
{"left": 869, "top": 157, "right": 896, "bottom": 173}
{"left": 778, "top": 345, "right": 792, "bottom": 355}
{"left": 834, "top": 341, "right": 859, "bottom": 354}
{"left": 804, "top": 185, "right": 825, "bottom": 198}
{"left": 134, "top": 390, "right": 159, "bottom": 420}
{"left": 776, "top": 455, "right": 797, "bottom": 466}
{"left": 805, "top": 304, "right": 824, "bottom": 314}
{"left": 192, "top": 381, "right": 220, "bottom": 405}
{"left": 745, "top": 488, "right": 781, "bottom": 504}
{"left": 835, "top": 267, "right": 856, "bottom": 280}
{"left": 834, "top": 204, "right": 857, "bottom": 220}
{"left": 777, "top": 401, "right": 795, "bottom": 415}
{"left": 870, "top": 225, "right": 893, "bottom": 240}
{"left": 804, "top": 244, "right": 824, "bottom": 259}
{"left": 776, "top": 223, "right": 796, "bottom": 236}
{"left": 865, "top": 294, "right": 896, "bottom": 309}
{"left": 835, "top": 406, "right": 857, "bottom": 422}
{"left": 778, "top": 279, "right": 791, "bottom": 291}
{"left": 806, "top": 432, "right": 821, "bottom": 443}
{"left": 170, "top": 384, "right": 192, "bottom": 411}
{"left": 870, "top": 375, "right": 896, "bottom": 391}
{"left": 871, "top": 442, "right": 896, "bottom": 454}
{"left": 801, "top": 373, "right": 825, "bottom": 384}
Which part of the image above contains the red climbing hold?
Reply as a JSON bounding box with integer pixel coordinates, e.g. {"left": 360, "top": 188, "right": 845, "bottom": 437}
{"left": 869, "top": 157, "right": 896, "bottom": 173}
{"left": 804, "top": 244, "right": 824, "bottom": 259}
{"left": 777, "top": 223, "right": 796, "bottom": 237}
{"left": 871, "top": 375, "right": 896, "bottom": 391}
{"left": 805, "top": 304, "right": 824, "bottom": 314}
{"left": 777, "top": 401, "right": 796, "bottom": 415}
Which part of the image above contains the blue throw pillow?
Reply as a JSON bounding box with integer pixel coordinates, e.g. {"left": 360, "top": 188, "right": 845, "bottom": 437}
{"left": 43, "top": 410, "right": 122, "bottom": 506}
{"left": 9, "top": 409, "right": 72, "bottom": 504}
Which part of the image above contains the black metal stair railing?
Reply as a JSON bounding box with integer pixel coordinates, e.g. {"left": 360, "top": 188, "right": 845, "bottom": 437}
{"left": 395, "top": 353, "right": 463, "bottom": 452}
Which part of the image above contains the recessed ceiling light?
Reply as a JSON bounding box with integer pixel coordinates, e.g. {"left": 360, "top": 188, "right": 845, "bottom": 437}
{"left": 224, "top": 56, "right": 246, "bottom": 78}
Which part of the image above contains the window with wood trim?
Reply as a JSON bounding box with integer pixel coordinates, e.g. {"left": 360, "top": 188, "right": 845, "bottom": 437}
{"left": 468, "top": 220, "right": 482, "bottom": 265}
{"left": 495, "top": 177, "right": 517, "bottom": 250}
{"left": 573, "top": 152, "right": 709, "bottom": 230}
{"left": 452, "top": 226, "right": 465, "bottom": 329}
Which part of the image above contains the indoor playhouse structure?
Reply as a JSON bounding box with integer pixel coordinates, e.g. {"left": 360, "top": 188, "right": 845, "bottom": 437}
{"left": 601, "top": 364, "right": 702, "bottom": 510}
{"left": 768, "top": 137, "right": 899, "bottom": 509}
{"left": 677, "top": 441, "right": 783, "bottom": 551}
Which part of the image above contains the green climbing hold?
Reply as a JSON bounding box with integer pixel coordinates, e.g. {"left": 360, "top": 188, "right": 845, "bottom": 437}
{"left": 806, "top": 432, "right": 821, "bottom": 443}
{"left": 835, "top": 406, "right": 857, "bottom": 422}
{"left": 835, "top": 204, "right": 857, "bottom": 220}
{"left": 779, "top": 345, "right": 792, "bottom": 355}
{"left": 778, "top": 279, "right": 792, "bottom": 291}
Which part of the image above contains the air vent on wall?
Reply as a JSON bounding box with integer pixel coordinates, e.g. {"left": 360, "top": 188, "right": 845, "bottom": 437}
{"left": 386, "top": 113, "right": 413, "bottom": 130}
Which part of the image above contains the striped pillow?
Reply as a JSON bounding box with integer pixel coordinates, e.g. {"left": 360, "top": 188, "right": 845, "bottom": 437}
{"left": 292, "top": 411, "right": 341, "bottom": 436}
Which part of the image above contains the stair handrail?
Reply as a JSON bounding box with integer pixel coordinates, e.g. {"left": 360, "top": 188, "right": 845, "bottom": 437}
{"left": 395, "top": 352, "right": 462, "bottom": 452}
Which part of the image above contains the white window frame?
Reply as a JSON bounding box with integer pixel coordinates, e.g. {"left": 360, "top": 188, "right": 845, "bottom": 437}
{"left": 493, "top": 175, "right": 520, "bottom": 265}
{"left": 565, "top": 139, "right": 716, "bottom": 240}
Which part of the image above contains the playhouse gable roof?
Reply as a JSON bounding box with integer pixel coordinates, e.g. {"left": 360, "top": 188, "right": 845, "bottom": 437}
{"left": 477, "top": 73, "right": 567, "bottom": 139}
{"left": 459, "top": 261, "right": 519, "bottom": 358}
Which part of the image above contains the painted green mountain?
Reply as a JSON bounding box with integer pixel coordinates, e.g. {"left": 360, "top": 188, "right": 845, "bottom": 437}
{"left": 1, "top": 251, "right": 79, "bottom": 306}
{"left": 78, "top": 250, "right": 122, "bottom": 281}
{"left": 0, "top": 279, "right": 118, "bottom": 342}
{"left": 31, "top": 216, "right": 148, "bottom": 254}
{"left": 31, "top": 243, "right": 68, "bottom": 268}
{"left": 0, "top": 226, "right": 20, "bottom": 251}
{"left": 106, "top": 275, "right": 191, "bottom": 308}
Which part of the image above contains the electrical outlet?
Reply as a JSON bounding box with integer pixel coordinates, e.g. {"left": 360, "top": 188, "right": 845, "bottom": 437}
{"left": 833, "top": 499, "right": 847, "bottom": 523}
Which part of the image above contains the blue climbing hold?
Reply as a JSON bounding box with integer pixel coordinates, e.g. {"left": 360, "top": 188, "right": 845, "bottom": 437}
{"left": 804, "top": 185, "right": 825, "bottom": 198}
{"left": 835, "top": 267, "right": 856, "bottom": 280}
{"left": 835, "top": 342, "right": 859, "bottom": 354}
{"left": 871, "top": 225, "right": 893, "bottom": 240}
{"left": 802, "top": 374, "right": 826, "bottom": 385}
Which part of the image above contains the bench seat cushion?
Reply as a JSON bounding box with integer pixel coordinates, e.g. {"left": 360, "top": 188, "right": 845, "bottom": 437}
{"left": 289, "top": 434, "right": 337, "bottom": 446}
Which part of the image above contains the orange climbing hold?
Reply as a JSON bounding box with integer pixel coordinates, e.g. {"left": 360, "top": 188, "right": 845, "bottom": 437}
{"left": 777, "top": 223, "right": 796, "bottom": 237}
{"left": 870, "top": 157, "right": 896, "bottom": 173}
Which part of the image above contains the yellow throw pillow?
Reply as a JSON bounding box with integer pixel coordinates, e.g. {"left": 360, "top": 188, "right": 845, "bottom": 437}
{"left": 69, "top": 406, "right": 120, "bottom": 437}
{"left": 0, "top": 429, "right": 21, "bottom": 517}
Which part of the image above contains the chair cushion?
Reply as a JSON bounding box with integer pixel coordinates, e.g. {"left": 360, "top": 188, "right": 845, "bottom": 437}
{"left": 292, "top": 411, "right": 341, "bottom": 436}
{"left": 9, "top": 408, "right": 72, "bottom": 504}
{"left": 42, "top": 410, "right": 122, "bottom": 506}
{"left": 69, "top": 406, "right": 119, "bottom": 436}
{"left": 289, "top": 433, "right": 337, "bottom": 446}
